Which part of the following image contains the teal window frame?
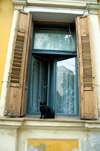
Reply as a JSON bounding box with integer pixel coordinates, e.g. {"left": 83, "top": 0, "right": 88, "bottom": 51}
{"left": 26, "top": 23, "right": 79, "bottom": 116}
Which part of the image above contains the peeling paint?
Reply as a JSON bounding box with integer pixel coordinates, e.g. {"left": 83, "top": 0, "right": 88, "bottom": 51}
{"left": 28, "top": 144, "right": 46, "bottom": 151}
{"left": 28, "top": 145, "right": 38, "bottom": 151}
{"left": 72, "top": 148, "right": 78, "bottom": 151}
{"left": 37, "top": 144, "right": 46, "bottom": 151}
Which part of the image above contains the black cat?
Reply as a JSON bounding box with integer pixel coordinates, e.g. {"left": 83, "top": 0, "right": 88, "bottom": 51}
{"left": 40, "top": 102, "right": 55, "bottom": 119}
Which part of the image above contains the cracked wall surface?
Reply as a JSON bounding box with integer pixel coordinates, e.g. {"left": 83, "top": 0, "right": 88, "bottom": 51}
{"left": 82, "top": 132, "right": 100, "bottom": 151}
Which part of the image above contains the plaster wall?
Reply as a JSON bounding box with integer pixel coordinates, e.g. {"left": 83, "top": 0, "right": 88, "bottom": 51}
{"left": 19, "top": 130, "right": 100, "bottom": 151}
{"left": 82, "top": 132, "right": 100, "bottom": 151}
{"left": 0, "top": 122, "right": 100, "bottom": 151}
{"left": 0, "top": 128, "right": 17, "bottom": 151}
{"left": 0, "top": 0, "right": 13, "bottom": 100}
{"left": 18, "top": 128, "right": 84, "bottom": 151}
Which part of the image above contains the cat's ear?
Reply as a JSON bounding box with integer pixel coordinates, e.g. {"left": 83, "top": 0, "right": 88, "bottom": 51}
{"left": 40, "top": 102, "right": 42, "bottom": 105}
{"left": 43, "top": 101, "right": 46, "bottom": 104}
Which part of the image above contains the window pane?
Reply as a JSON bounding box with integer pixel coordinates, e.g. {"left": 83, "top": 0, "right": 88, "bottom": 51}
{"left": 34, "top": 28, "right": 75, "bottom": 51}
{"left": 29, "top": 57, "right": 48, "bottom": 113}
{"left": 56, "top": 58, "right": 76, "bottom": 115}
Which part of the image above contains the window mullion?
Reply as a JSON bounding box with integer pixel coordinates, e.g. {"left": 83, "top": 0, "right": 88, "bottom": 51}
{"left": 47, "top": 62, "right": 50, "bottom": 106}
{"left": 53, "top": 59, "right": 57, "bottom": 111}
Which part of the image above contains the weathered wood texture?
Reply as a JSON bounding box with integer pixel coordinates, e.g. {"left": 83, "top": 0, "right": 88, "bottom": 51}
{"left": 4, "top": 11, "right": 33, "bottom": 116}
{"left": 76, "top": 15, "right": 98, "bottom": 119}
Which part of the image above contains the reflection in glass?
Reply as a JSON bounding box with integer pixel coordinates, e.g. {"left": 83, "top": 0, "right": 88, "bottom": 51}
{"left": 34, "top": 28, "right": 75, "bottom": 51}
{"left": 56, "top": 58, "right": 76, "bottom": 114}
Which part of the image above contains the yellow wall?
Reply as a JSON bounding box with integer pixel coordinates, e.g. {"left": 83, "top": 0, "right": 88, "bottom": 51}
{"left": 0, "top": 0, "right": 14, "bottom": 99}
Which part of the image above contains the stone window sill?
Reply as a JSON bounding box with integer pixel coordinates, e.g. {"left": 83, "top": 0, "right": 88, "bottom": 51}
{"left": 0, "top": 116, "right": 100, "bottom": 129}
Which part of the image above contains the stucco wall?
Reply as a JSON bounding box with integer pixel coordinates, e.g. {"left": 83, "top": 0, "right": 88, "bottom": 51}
{"left": 0, "top": 119, "right": 100, "bottom": 151}
{"left": 0, "top": 128, "right": 17, "bottom": 151}
{"left": 0, "top": 0, "right": 13, "bottom": 100}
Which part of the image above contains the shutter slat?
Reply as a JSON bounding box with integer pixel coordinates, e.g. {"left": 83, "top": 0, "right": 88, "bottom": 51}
{"left": 13, "top": 59, "right": 22, "bottom": 64}
{"left": 13, "top": 62, "right": 21, "bottom": 67}
{"left": 14, "top": 55, "right": 22, "bottom": 60}
{"left": 11, "top": 71, "right": 20, "bottom": 76}
{"left": 14, "top": 51, "right": 22, "bottom": 56}
{"left": 11, "top": 74, "right": 20, "bottom": 79}
{"left": 76, "top": 15, "right": 98, "bottom": 120}
{"left": 15, "top": 44, "right": 24, "bottom": 49}
{"left": 10, "top": 79, "right": 20, "bottom": 83}
{"left": 14, "top": 49, "right": 23, "bottom": 53}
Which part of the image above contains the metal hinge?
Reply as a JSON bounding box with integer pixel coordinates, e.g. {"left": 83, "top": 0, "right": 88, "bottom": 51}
{"left": 8, "top": 113, "right": 20, "bottom": 116}
{"left": 83, "top": 115, "right": 95, "bottom": 119}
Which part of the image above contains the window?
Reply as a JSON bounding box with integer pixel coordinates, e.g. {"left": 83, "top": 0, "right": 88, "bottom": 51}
{"left": 4, "top": 11, "right": 98, "bottom": 119}
{"left": 27, "top": 24, "right": 79, "bottom": 116}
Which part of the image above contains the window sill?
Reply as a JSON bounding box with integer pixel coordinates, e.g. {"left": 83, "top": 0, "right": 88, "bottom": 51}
{"left": 0, "top": 115, "right": 100, "bottom": 130}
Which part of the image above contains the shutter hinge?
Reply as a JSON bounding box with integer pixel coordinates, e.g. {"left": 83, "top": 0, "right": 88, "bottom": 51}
{"left": 19, "top": 83, "right": 22, "bottom": 88}
{"left": 87, "top": 33, "right": 89, "bottom": 36}
{"left": 8, "top": 72, "right": 10, "bottom": 77}
{"left": 83, "top": 115, "right": 95, "bottom": 119}
{"left": 7, "top": 113, "right": 20, "bottom": 116}
{"left": 81, "top": 97, "right": 83, "bottom": 100}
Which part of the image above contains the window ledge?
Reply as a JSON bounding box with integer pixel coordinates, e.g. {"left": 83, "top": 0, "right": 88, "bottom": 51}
{"left": 0, "top": 116, "right": 100, "bottom": 130}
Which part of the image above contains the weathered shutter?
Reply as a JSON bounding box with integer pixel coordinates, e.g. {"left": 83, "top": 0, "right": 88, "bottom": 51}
{"left": 76, "top": 15, "right": 98, "bottom": 119}
{"left": 4, "top": 11, "right": 33, "bottom": 116}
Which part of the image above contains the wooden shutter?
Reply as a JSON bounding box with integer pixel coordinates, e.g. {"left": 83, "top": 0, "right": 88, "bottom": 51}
{"left": 76, "top": 15, "right": 98, "bottom": 119}
{"left": 4, "top": 11, "right": 33, "bottom": 116}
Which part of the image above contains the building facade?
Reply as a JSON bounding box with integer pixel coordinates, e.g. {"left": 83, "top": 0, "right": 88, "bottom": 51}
{"left": 0, "top": 0, "right": 100, "bottom": 151}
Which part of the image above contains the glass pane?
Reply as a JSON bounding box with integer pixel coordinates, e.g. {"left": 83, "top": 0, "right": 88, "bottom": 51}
{"left": 34, "top": 28, "right": 75, "bottom": 51}
{"left": 56, "top": 58, "right": 76, "bottom": 115}
{"left": 29, "top": 57, "right": 48, "bottom": 113}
